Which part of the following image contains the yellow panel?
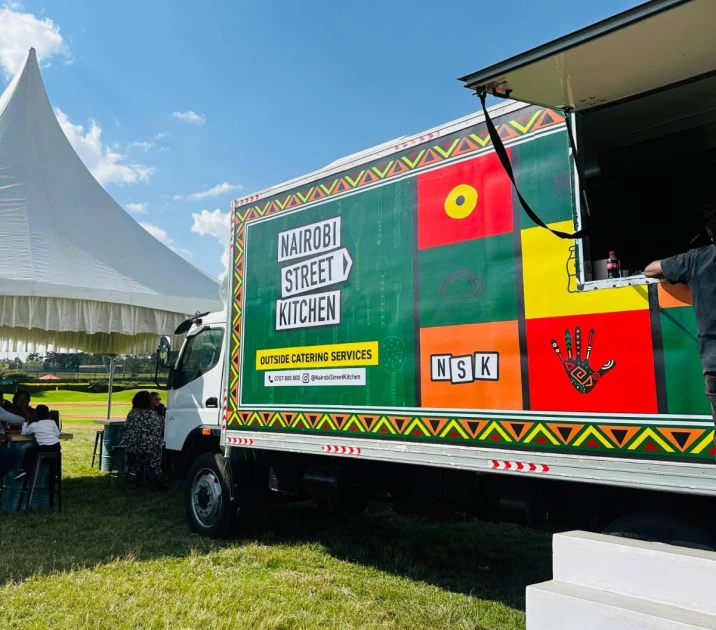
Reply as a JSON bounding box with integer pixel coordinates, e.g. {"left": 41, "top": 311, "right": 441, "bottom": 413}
{"left": 521, "top": 221, "right": 649, "bottom": 319}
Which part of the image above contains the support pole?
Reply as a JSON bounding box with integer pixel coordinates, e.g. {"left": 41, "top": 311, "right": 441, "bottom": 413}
{"left": 106, "top": 355, "right": 116, "bottom": 421}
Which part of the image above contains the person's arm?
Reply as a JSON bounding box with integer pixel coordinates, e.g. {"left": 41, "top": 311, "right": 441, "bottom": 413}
{"left": 644, "top": 261, "right": 664, "bottom": 279}
{"left": 0, "top": 407, "right": 25, "bottom": 427}
{"left": 20, "top": 422, "right": 32, "bottom": 436}
{"left": 52, "top": 422, "right": 61, "bottom": 438}
{"left": 656, "top": 251, "right": 693, "bottom": 285}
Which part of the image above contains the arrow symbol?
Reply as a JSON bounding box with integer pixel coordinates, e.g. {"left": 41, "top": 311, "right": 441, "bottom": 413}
{"left": 281, "top": 248, "right": 354, "bottom": 298}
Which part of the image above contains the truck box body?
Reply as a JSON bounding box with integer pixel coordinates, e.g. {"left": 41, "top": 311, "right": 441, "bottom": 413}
{"left": 223, "top": 100, "right": 715, "bottom": 497}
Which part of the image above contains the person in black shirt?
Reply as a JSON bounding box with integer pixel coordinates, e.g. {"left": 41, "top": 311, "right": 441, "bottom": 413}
{"left": 646, "top": 202, "right": 716, "bottom": 428}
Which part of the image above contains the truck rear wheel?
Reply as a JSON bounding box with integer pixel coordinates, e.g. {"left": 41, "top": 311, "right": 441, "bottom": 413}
{"left": 185, "top": 452, "right": 234, "bottom": 538}
{"left": 604, "top": 511, "right": 716, "bottom": 551}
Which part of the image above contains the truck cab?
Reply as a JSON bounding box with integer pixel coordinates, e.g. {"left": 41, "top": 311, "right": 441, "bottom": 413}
{"left": 160, "top": 310, "right": 226, "bottom": 478}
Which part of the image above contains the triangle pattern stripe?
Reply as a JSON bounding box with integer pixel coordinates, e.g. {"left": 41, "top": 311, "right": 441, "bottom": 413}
{"left": 460, "top": 419, "right": 488, "bottom": 438}
{"left": 509, "top": 109, "right": 541, "bottom": 133}
{"left": 373, "top": 416, "right": 397, "bottom": 435}
{"left": 468, "top": 132, "right": 491, "bottom": 148}
{"left": 401, "top": 150, "right": 425, "bottom": 169}
{"left": 657, "top": 428, "right": 706, "bottom": 453}
{"left": 546, "top": 423, "right": 584, "bottom": 445}
{"left": 573, "top": 426, "right": 614, "bottom": 449}
{"left": 626, "top": 427, "right": 674, "bottom": 453}
{"left": 387, "top": 160, "right": 410, "bottom": 177}
{"left": 502, "top": 421, "right": 534, "bottom": 442}
{"left": 479, "top": 421, "right": 513, "bottom": 443}
{"left": 439, "top": 419, "right": 469, "bottom": 440}
{"left": 372, "top": 161, "right": 394, "bottom": 178}
{"left": 693, "top": 430, "right": 716, "bottom": 454}
{"left": 405, "top": 417, "right": 431, "bottom": 437}
{"left": 433, "top": 138, "right": 460, "bottom": 159}
{"left": 598, "top": 425, "right": 640, "bottom": 448}
{"left": 524, "top": 423, "right": 560, "bottom": 446}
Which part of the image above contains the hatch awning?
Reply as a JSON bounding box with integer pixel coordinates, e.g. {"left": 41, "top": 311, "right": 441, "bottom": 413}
{"left": 459, "top": 0, "right": 716, "bottom": 112}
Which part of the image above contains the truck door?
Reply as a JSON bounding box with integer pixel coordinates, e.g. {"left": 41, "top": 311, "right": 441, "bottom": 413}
{"left": 165, "top": 325, "right": 225, "bottom": 453}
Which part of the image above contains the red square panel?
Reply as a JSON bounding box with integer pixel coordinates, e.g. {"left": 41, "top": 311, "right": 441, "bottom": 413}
{"left": 417, "top": 151, "right": 513, "bottom": 250}
{"left": 526, "top": 310, "right": 657, "bottom": 414}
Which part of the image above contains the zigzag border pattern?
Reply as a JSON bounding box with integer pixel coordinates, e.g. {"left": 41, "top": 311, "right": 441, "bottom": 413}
{"left": 226, "top": 410, "right": 716, "bottom": 461}
{"left": 232, "top": 108, "right": 562, "bottom": 215}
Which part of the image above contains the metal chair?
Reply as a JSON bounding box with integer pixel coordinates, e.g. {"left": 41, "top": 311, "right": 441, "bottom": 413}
{"left": 107, "top": 444, "right": 129, "bottom": 483}
{"left": 91, "top": 430, "right": 104, "bottom": 468}
{"left": 107, "top": 446, "right": 148, "bottom": 486}
{"left": 17, "top": 450, "right": 62, "bottom": 512}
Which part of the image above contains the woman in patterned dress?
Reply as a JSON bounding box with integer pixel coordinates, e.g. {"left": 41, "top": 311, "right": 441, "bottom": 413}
{"left": 122, "top": 390, "right": 166, "bottom": 486}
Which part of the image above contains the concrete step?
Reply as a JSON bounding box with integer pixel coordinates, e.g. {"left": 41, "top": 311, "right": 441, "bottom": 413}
{"left": 553, "top": 531, "right": 716, "bottom": 615}
{"left": 527, "top": 580, "right": 716, "bottom": 630}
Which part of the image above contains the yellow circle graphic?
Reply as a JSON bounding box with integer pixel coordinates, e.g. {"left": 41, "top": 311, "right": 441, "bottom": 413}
{"left": 444, "top": 184, "right": 478, "bottom": 219}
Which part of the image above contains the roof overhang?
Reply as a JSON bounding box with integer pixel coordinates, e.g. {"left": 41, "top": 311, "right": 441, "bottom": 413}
{"left": 459, "top": 0, "right": 716, "bottom": 112}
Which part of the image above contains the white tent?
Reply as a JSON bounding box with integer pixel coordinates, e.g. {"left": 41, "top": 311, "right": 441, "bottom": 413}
{"left": 0, "top": 49, "right": 223, "bottom": 356}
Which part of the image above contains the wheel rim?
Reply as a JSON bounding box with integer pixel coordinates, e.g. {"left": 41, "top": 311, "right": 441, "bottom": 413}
{"left": 191, "top": 468, "right": 223, "bottom": 528}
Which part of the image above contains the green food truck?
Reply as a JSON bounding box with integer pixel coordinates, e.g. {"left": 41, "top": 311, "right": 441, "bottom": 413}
{"left": 160, "top": 0, "right": 716, "bottom": 544}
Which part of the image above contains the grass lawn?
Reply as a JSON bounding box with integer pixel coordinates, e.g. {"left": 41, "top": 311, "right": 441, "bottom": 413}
{"left": 29, "top": 389, "right": 148, "bottom": 428}
{"left": 0, "top": 432, "right": 552, "bottom": 629}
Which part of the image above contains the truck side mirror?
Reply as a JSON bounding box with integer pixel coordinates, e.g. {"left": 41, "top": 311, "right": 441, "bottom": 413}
{"left": 157, "top": 336, "right": 172, "bottom": 368}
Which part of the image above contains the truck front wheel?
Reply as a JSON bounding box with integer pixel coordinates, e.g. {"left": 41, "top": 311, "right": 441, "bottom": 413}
{"left": 185, "top": 452, "right": 234, "bottom": 538}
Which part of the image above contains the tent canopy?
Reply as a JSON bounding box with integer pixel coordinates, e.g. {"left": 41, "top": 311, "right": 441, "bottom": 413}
{"left": 0, "top": 49, "right": 223, "bottom": 354}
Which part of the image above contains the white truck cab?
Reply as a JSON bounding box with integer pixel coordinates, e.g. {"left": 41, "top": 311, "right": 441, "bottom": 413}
{"left": 159, "top": 310, "right": 226, "bottom": 476}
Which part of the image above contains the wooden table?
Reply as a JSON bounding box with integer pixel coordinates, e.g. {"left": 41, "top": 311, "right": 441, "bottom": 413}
{"left": 5, "top": 432, "right": 74, "bottom": 442}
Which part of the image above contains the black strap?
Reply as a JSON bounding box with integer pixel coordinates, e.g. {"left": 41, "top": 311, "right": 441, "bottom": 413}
{"left": 479, "top": 91, "right": 586, "bottom": 240}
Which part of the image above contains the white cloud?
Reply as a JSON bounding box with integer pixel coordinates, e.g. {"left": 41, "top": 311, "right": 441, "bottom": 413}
{"left": 154, "top": 132, "right": 169, "bottom": 140}
{"left": 0, "top": 3, "right": 70, "bottom": 79}
{"left": 125, "top": 202, "right": 148, "bottom": 214}
{"left": 174, "top": 182, "right": 241, "bottom": 201}
{"left": 191, "top": 208, "right": 231, "bottom": 244}
{"left": 140, "top": 221, "right": 193, "bottom": 258}
{"left": 157, "top": 146, "right": 170, "bottom": 153}
{"left": 173, "top": 110, "right": 205, "bottom": 125}
{"left": 55, "top": 108, "right": 154, "bottom": 186}
{"left": 191, "top": 208, "right": 231, "bottom": 278}
{"left": 129, "top": 141, "right": 154, "bottom": 152}
{"left": 140, "top": 221, "right": 169, "bottom": 243}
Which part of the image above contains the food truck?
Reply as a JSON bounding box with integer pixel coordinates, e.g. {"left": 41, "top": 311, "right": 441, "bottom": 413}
{"left": 159, "top": 0, "right": 716, "bottom": 544}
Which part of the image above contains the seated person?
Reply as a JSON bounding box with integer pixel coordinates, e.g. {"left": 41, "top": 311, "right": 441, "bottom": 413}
{"left": 121, "top": 391, "right": 166, "bottom": 487}
{"left": 10, "top": 390, "right": 35, "bottom": 423}
{"left": 14, "top": 404, "right": 61, "bottom": 480}
{"left": 0, "top": 407, "right": 26, "bottom": 481}
{"left": 149, "top": 391, "right": 166, "bottom": 420}
{"left": 0, "top": 390, "right": 13, "bottom": 412}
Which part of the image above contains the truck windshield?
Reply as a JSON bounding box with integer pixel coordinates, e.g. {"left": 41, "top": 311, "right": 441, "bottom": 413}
{"left": 174, "top": 328, "right": 224, "bottom": 389}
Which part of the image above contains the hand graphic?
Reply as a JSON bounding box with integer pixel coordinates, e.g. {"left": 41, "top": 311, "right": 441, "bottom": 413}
{"left": 551, "top": 327, "right": 616, "bottom": 394}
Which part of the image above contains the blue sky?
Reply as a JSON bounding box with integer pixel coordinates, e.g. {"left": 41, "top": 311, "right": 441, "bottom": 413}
{"left": 1, "top": 0, "right": 645, "bottom": 278}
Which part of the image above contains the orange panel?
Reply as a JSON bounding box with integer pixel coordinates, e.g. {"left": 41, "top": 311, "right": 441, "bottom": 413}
{"left": 420, "top": 321, "right": 523, "bottom": 410}
{"left": 658, "top": 282, "right": 692, "bottom": 308}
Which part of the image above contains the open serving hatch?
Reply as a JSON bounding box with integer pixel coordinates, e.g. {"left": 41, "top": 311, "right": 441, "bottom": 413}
{"left": 460, "top": 0, "right": 716, "bottom": 289}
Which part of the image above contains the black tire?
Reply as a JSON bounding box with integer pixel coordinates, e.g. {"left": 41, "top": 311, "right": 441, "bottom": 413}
{"left": 185, "top": 452, "right": 234, "bottom": 538}
{"left": 604, "top": 511, "right": 716, "bottom": 551}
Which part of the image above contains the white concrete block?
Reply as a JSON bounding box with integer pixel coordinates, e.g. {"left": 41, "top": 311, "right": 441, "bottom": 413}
{"left": 527, "top": 581, "right": 716, "bottom": 630}
{"left": 553, "top": 531, "right": 716, "bottom": 615}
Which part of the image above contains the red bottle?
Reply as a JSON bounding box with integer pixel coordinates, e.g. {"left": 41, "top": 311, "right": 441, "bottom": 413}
{"left": 607, "top": 251, "right": 621, "bottom": 279}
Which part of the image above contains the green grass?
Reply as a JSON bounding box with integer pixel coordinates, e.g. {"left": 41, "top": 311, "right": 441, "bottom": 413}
{"left": 29, "top": 389, "right": 146, "bottom": 428}
{"left": 0, "top": 433, "right": 552, "bottom": 629}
